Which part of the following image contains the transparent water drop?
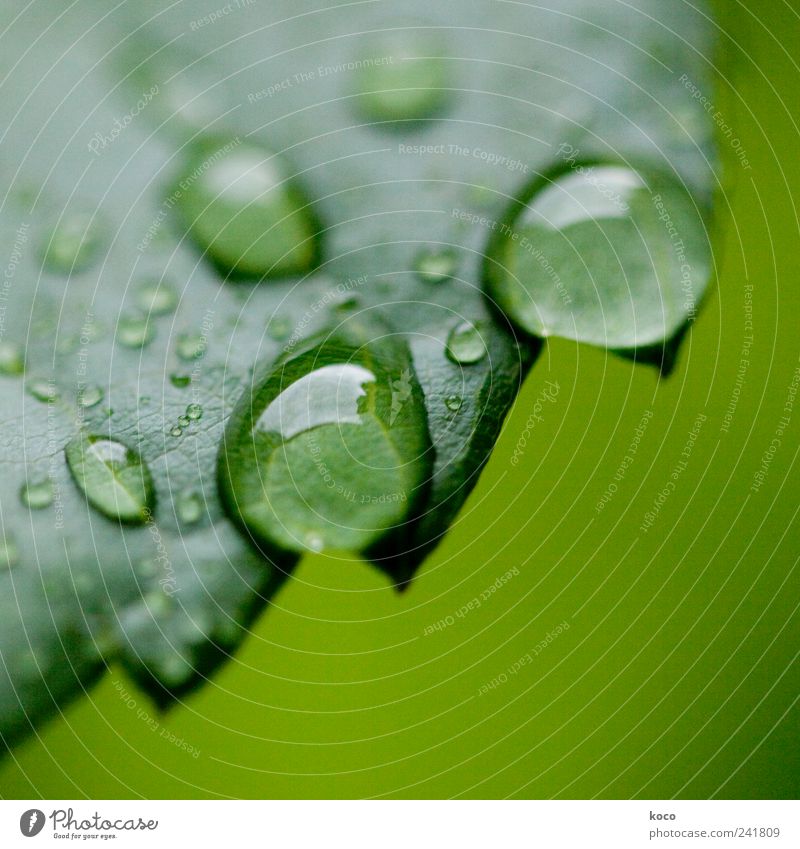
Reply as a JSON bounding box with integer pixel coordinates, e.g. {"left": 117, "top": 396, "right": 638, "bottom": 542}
{"left": 445, "top": 394, "right": 463, "bottom": 412}
{"left": 218, "top": 322, "right": 432, "bottom": 555}
{"left": 446, "top": 321, "right": 487, "bottom": 365}
{"left": 27, "top": 378, "right": 59, "bottom": 403}
{"left": 0, "top": 341, "right": 25, "bottom": 376}
{"left": 484, "top": 164, "right": 711, "bottom": 348}
{"left": 176, "top": 141, "right": 320, "bottom": 277}
{"left": 77, "top": 384, "right": 104, "bottom": 408}
{"left": 415, "top": 249, "right": 458, "bottom": 283}
{"left": 176, "top": 332, "right": 205, "bottom": 361}
{"left": 169, "top": 426, "right": 183, "bottom": 437}
{"left": 135, "top": 280, "right": 178, "bottom": 316}
{"left": 186, "top": 403, "right": 203, "bottom": 421}
{"left": 65, "top": 434, "right": 155, "bottom": 524}
{"left": 42, "top": 212, "right": 104, "bottom": 273}
{"left": 170, "top": 374, "right": 191, "bottom": 389}
{"left": 20, "top": 479, "right": 54, "bottom": 510}
{"left": 177, "top": 415, "right": 190, "bottom": 428}
{"left": 176, "top": 490, "right": 203, "bottom": 525}
{"left": 354, "top": 29, "right": 451, "bottom": 123}
{"left": 267, "top": 316, "right": 293, "bottom": 341}
{"left": 117, "top": 314, "right": 155, "bottom": 349}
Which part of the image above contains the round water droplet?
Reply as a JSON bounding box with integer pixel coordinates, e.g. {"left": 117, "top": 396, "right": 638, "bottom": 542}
{"left": 484, "top": 164, "right": 711, "bottom": 348}
{"left": 20, "top": 479, "right": 54, "bottom": 510}
{"left": 77, "top": 384, "right": 104, "bottom": 408}
{"left": 445, "top": 394, "right": 463, "bottom": 412}
{"left": 176, "top": 140, "right": 320, "bottom": 277}
{"left": 42, "top": 212, "right": 104, "bottom": 273}
{"left": 177, "top": 415, "right": 190, "bottom": 427}
{"left": 117, "top": 314, "right": 155, "bottom": 349}
{"left": 176, "top": 490, "right": 203, "bottom": 525}
{"left": 267, "top": 316, "right": 293, "bottom": 341}
{"left": 218, "top": 322, "right": 432, "bottom": 555}
{"left": 415, "top": 249, "right": 458, "bottom": 283}
{"left": 446, "top": 321, "right": 487, "bottom": 365}
{"left": 27, "top": 378, "right": 59, "bottom": 403}
{"left": 176, "top": 332, "right": 205, "bottom": 361}
{"left": 0, "top": 534, "right": 19, "bottom": 570}
{"left": 186, "top": 403, "right": 203, "bottom": 421}
{"left": 354, "top": 29, "right": 451, "bottom": 123}
{"left": 169, "top": 426, "right": 183, "bottom": 437}
{"left": 170, "top": 373, "right": 191, "bottom": 389}
{"left": 0, "top": 341, "right": 25, "bottom": 376}
{"left": 135, "top": 280, "right": 178, "bottom": 316}
{"left": 65, "top": 434, "right": 155, "bottom": 524}
{"left": 334, "top": 296, "right": 361, "bottom": 313}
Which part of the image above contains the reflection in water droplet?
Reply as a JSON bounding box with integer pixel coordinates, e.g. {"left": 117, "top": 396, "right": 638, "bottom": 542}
{"left": 176, "top": 490, "right": 203, "bottom": 525}
{"left": 415, "top": 249, "right": 458, "bottom": 283}
{"left": 135, "top": 280, "right": 178, "bottom": 316}
{"left": 354, "top": 29, "right": 451, "bottom": 123}
{"left": 176, "top": 141, "right": 320, "bottom": 277}
{"left": 27, "top": 378, "right": 59, "bottom": 403}
{"left": 484, "top": 164, "right": 711, "bottom": 348}
{"left": 446, "top": 321, "right": 487, "bottom": 365}
{"left": 117, "top": 315, "right": 155, "bottom": 349}
{"left": 0, "top": 341, "right": 25, "bottom": 376}
{"left": 170, "top": 374, "right": 191, "bottom": 389}
{"left": 65, "top": 434, "right": 155, "bottom": 524}
{"left": 177, "top": 415, "right": 190, "bottom": 427}
{"left": 219, "top": 325, "right": 432, "bottom": 555}
{"left": 21, "top": 479, "right": 54, "bottom": 510}
{"left": 77, "top": 384, "right": 104, "bottom": 408}
{"left": 186, "top": 403, "right": 203, "bottom": 421}
{"left": 0, "top": 535, "right": 18, "bottom": 570}
{"left": 176, "top": 332, "right": 205, "bottom": 361}
{"left": 445, "top": 394, "right": 463, "bottom": 412}
{"left": 42, "top": 213, "right": 104, "bottom": 273}
{"left": 170, "top": 426, "right": 183, "bottom": 437}
{"left": 267, "top": 316, "right": 292, "bottom": 341}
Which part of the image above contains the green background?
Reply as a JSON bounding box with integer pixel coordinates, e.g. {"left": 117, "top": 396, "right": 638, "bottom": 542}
{"left": 2, "top": 0, "right": 799, "bottom": 799}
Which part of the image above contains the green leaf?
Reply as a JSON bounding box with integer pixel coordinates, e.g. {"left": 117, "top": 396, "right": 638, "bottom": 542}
{"left": 0, "top": 0, "right": 718, "bottom": 747}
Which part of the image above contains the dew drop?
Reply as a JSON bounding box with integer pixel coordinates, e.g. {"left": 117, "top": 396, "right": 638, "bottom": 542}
{"left": 218, "top": 322, "right": 432, "bottom": 555}
{"left": 354, "top": 29, "right": 451, "bottom": 123}
{"left": 42, "top": 212, "right": 104, "bottom": 273}
{"left": 135, "top": 280, "right": 178, "bottom": 316}
{"left": 176, "top": 490, "right": 203, "bottom": 525}
{"left": 176, "top": 141, "right": 320, "bottom": 277}
{"left": 0, "top": 535, "right": 19, "bottom": 570}
{"left": 77, "top": 384, "right": 104, "bottom": 408}
{"left": 445, "top": 394, "right": 463, "bottom": 413}
{"left": 415, "top": 249, "right": 458, "bottom": 283}
{"left": 117, "top": 314, "right": 155, "bottom": 349}
{"left": 176, "top": 332, "right": 205, "bottom": 361}
{"left": 186, "top": 403, "right": 203, "bottom": 421}
{"left": 0, "top": 341, "right": 25, "bottom": 376}
{"left": 169, "top": 426, "right": 183, "bottom": 438}
{"left": 484, "top": 164, "right": 711, "bottom": 348}
{"left": 20, "top": 479, "right": 54, "bottom": 510}
{"left": 177, "top": 415, "right": 190, "bottom": 428}
{"left": 446, "top": 321, "right": 487, "bottom": 365}
{"left": 65, "top": 434, "right": 155, "bottom": 524}
{"left": 27, "top": 378, "right": 59, "bottom": 403}
{"left": 170, "top": 373, "right": 191, "bottom": 389}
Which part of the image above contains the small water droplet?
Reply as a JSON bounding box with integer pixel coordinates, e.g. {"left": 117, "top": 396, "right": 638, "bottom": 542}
{"left": 65, "top": 434, "right": 155, "bottom": 524}
{"left": 42, "top": 212, "right": 104, "bottom": 273}
{"left": 117, "top": 315, "right": 155, "bottom": 349}
{"left": 176, "top": 332, "right": 205, "bottom": 361}
{"left": 169, "top": 426, "right": 183, "bottom": 437}
{"left": 445, "top": 394, "right": 463, "bottom": 412}
{"left": 77, "top": 384, "right": 104, "bottom": 408}
{"left": 415, "top": 249, "right": 458, "bottom": 283}
{"left": 170, "top": 373, "right": 191, "bottom": 389}
{"left": 20, "top": 479, "right": 54, "bottom": 510}
{"left": 176, "top": 489, "right": 203, "bottom": 525}
{"left": 135, "top": 280, "right": 178, "bottom": 316}
{"left": 0, "top": 341, "right": 25, "bottom": 376}
{"left": 267, "top": 316, "right": 293, "bottom": 341}
{"left": 177, "top": 415, "right": 190, "bottom": 427}
{"left": 446, "top": 321, "right": 487, "bottom": 365}
{"left": 27, "top": 377, "right": 59, "bottom": 403}
{"left": 176, "top": 141, "right": 320, "bottom": 277}
{"left": 186, "top": 403, "right": 203, "bottom": 421}
{"left": 0, "top": 534, "right": 19, "bottom": 570}
{"left": 354, "top": 29, "right": 451, "bottom": 123}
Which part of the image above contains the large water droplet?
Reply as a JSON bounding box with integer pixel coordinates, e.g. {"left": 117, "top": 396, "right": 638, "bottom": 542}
{"left": 186, "top": 403, "right": 203, "bottom": 421}
{"left": 176, "top": 489, "right": 203, "bottom": 525}
{"left": 176, "top": 141, "right": 320, "bottom": 277}
{"left": 445, "top": 394, "right": 463, "bottom": 413}
{"left": 354, "top": 29, "right": 451, "bottom": 123}
{"left": 27, "top": 378, "right": 58, "bottom": 403}
{"left": 446, "top": 321, "right": 487, "bottom": 365}
{"left": 21, "top": 479, "right": 54, "bottom": 510}
{"left": 0, "top": 341, "right": 25, "bottom": 376}
{"left": 65, "top": 434, "right": 155, "bottom": 524}
{"left": 170, "top": 373, "right": 191, "bottom": 389}
{"left": 218, "top": 322, "right": 432, "bottom": 555}
{"left": 415, "top": 249, "right": 458, "bottom": 283}
{"left": 484, "top": 164, "right": 711, "bottom": 348}
{"left": 42, "top": 212, "right": 104, "bottom": 273}
{"left": 135, "top": 280, "right": 178, "bottom": 316}
{"left": 77, "top": 384, "right": 104, "bottom": 408}
{"left": 117, "top": 315, "right": 155, "bottom": 349}
{"left": 176, "top": 332, "right": 205, "bottom": 361}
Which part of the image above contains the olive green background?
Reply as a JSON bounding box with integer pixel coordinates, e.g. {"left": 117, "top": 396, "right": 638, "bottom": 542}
{"left": 2, "top": 0, "right": 799, "bottom": 799}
